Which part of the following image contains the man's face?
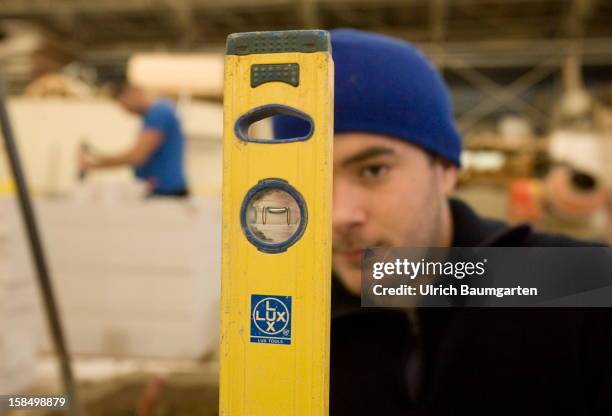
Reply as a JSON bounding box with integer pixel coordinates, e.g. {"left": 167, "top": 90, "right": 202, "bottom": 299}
{"left": 117, "top": 87, "right": 145, "bottom": 115}
{"left": 332, "top": 133, "right": 457, "bottom": 294}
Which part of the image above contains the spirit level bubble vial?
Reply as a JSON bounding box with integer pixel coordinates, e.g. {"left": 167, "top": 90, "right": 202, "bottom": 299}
{"left": 220, "top": 30, "right": 333, "bottom": 416}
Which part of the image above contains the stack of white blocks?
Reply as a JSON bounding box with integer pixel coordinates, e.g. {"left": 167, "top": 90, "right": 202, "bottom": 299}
{"left": 34, "top": 197, "right": 222, "bottom": 359}
{"left": 0, "top": 199, "right": 37, "bottom": 394}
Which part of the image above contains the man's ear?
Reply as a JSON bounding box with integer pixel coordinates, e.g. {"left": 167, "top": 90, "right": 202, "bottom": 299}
{"left": 437, "top": 162, "right": 458, "bottom": 196}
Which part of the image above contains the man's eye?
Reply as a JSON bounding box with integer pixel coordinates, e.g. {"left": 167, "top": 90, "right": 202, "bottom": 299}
{"left": 360, "top": 165, "right": 389, "bottom": 179}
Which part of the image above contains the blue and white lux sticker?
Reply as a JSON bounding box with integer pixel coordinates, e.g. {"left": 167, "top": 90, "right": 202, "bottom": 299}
{"left": 250, "top": 294, "right": 292, "bottom": 345}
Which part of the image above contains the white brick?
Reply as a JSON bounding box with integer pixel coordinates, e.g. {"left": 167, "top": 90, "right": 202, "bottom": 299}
{"left": 24, "top": 196, "right": 222, "bottom": 358}
{"left": 0, "top": 199, "right": 40, "bottom": 393}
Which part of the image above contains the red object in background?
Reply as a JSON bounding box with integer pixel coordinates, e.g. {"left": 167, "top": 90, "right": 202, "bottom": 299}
{"left": 509, "top": 179, "right": 543, "bottom": 223}
{"left": 137, "top": 375, "right": 165, "bottom": 416}
{"left": 544, "top": 165, "right": 606, "bottom": 219}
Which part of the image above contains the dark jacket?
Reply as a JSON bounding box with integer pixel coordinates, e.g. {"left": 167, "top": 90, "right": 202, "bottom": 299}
{"left": 330, "top": 198, "right": 612, "bottom": 416}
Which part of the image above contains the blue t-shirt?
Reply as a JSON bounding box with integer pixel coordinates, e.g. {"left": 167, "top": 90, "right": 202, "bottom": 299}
{"left": 134, "top": 100, "right": 187, "bottom": 194}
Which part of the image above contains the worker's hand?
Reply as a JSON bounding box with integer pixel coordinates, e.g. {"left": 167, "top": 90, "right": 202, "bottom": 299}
{"left": 76, "top": 145, "right": 96, "bottom": 178}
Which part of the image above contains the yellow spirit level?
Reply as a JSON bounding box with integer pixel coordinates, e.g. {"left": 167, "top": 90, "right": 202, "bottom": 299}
{"left": 220, "top": 30, "right": 333, "bottom": 415}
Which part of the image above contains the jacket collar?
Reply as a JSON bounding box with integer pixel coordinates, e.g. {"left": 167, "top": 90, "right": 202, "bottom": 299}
{"left": 449, "top": 198, "right": 532, "bottom": 247}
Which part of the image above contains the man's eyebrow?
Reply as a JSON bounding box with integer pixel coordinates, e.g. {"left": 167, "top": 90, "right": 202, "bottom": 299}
{"left": 341, "top": 146, "right": 396, "bottom": 167}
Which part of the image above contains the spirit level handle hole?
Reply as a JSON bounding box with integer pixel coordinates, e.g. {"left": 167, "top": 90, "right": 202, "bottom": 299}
{"left": 235, "top": 104, "right": 313, "bottom": 143}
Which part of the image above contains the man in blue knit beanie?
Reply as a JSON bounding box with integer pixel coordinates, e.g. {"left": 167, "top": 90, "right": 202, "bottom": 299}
{"left": 274, "top": 29, "right": 612, "bottom": 415}
{"left": 274, "top": 29, "right": 461, "bottom": 294}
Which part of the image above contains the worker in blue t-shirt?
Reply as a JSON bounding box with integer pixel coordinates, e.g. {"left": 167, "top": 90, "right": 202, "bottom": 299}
{"left": 78, "top": 83, "right": 189, "bottom": 197}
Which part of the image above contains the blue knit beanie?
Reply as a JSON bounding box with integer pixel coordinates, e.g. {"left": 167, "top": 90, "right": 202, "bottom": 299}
{"left": 272, "top": 29, "right": 462, "bottom": 166}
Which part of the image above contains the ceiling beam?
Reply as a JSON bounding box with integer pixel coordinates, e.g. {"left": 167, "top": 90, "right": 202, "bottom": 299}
{"left": 299, "top": 0, "right": 320, "bottom": 29}
{"left": 0, "top": 0, "right": 295, "bottom": 14}
{"left": 163, "top": 0, "right": 197, "bottom": 44}
{"left": 429, "top": 0, "right": 447, "bottom": 67}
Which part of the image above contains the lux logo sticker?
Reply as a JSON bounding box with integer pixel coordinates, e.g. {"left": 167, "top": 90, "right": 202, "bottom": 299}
{"left": 250, "top": 295, "right": 292, "bottom": 344}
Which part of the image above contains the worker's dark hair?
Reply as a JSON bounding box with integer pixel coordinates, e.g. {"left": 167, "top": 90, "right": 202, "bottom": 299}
{"left": 420, "top": 147, "right": 456, "bottom": 169}
{"left": 111, "top": 81, "right": 129, "bottom": 99}
{"left": 109, "top": 80, "right": 132, "bottom": 98}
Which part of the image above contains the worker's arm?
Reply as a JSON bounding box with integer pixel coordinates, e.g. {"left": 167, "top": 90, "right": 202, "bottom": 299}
{"left": 79, "top": 129, "right": 163, "bottom": 170}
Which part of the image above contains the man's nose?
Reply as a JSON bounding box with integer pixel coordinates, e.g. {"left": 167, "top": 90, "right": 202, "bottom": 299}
{"left": 333, "top": 180, "right": 367, "bottom": 231}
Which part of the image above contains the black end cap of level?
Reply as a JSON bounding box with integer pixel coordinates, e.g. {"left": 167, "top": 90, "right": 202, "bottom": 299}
{"left": 226, "top": 30, "right": 330, "bottom": 55}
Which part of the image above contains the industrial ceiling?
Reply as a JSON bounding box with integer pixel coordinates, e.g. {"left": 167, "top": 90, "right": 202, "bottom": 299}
{"left": 1, "top": 0, "right": 611, "bottom": 132}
